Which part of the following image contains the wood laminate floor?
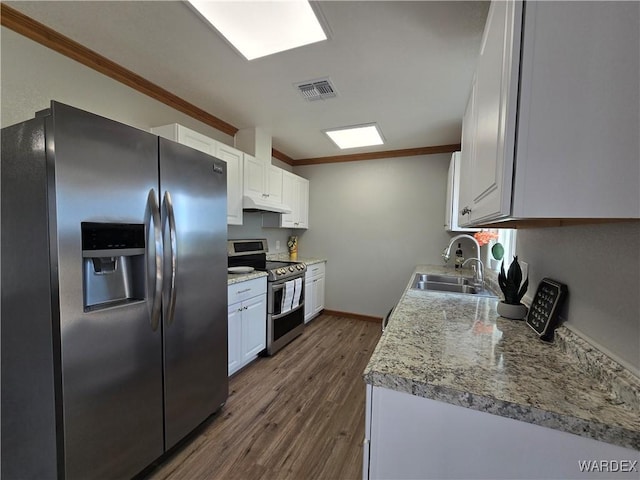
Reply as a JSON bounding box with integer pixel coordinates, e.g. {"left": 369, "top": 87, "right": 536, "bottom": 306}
{"left": 147, "top": 314, "right": 382, "bottom": 480}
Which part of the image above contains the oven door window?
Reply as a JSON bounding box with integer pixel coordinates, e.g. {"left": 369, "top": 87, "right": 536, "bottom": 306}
{"left": 273, "top": 307, "right": 304, "bottom": 342}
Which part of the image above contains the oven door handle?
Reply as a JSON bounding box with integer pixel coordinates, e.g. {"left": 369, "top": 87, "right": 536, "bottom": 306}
{"left": 271, "top": 301, "right": 305, "bottom": 320}
{"left": 270, "top": 278, "right": 305, "bottom": 292}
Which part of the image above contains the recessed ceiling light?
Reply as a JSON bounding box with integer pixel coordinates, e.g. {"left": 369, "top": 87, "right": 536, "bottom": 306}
{"left": 324, "top": 124, "right": 385, "bottom": 150}
{"left": 188, "top": 0, "right": 327, "bottom": 61}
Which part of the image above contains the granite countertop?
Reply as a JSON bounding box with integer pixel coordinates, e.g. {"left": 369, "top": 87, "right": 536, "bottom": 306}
{"left": 227, "top": 254, "right": 326, "bottom": 285}
{"left": 227, "top": 270, "right": 267, "bottom": 285}
{"left": 266, "top": 253, "right": 327, "bottom": 266}
{"left": 364, "top": 265, "right": 640, "bottom": 451}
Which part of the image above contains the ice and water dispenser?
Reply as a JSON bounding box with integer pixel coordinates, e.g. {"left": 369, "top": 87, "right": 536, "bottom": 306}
{"left": 82, "top": 222, "right": 146, "bottom": 311}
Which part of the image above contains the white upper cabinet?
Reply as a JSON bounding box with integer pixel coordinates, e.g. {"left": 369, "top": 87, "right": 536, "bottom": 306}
{"left": 244, "top": 155, "right": 281, "bottom": 205}
{"left": 150, "top": 123, "right": 244, "bottom": 225}
{"left": 460, "top": 1, "right": 639, "bottom": 224}
{"left": 268, "top": 165, "right": 284, "bottom": 205}
{"left": 151, "top": 123, "right": 217, "bottom": 156}
{"left": 512, "top": 1, "right": 639, "bottom": 219}
{"left": 458, "top": 80, "right": 476, "bottom": 228}
{"left": 235, "top": 127, "right": 289, "bottom": 212}
{"left": 215, "top": 142, "right": 244, "bottom": 225}
{"left": 446, "top": 152, "right": 478, "bottom": 232}
{"left": 242, "top": 154, "right": 288, "bottom": 211}
{"left": 243, "top": 153, "right": 266, "bottom": 200}
{"left": 459, "top": 0, "right": 522, "bottom": 225}
{"left": 281, "top": 171, "right": 309, "bottom": 229}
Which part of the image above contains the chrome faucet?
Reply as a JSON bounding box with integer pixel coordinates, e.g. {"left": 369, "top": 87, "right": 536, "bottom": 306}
{"left": 442, "top": 234, "right": 484, "bottom": 287}
{"left": 462, "top": 257, "right": 484, "bottom": 289}
{"left": 442, "top": 234, "right": 480, "bottom": 263}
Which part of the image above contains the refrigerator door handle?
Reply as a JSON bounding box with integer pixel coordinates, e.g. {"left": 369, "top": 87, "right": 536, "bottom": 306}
{"left": 145, "top": 188, "right": 163, "bottom": 331}
{"left": 162, "top": 190, "right": 178, "bottom": 326}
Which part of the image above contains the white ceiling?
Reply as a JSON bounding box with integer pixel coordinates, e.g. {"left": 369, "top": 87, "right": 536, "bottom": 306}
{"left": 6, "top": 1, "right": 489, "bottom": 161}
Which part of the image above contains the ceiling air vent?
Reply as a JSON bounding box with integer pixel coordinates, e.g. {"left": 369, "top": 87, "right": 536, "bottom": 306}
{"left": 295, "top": 78, "right": 337, "bottom": 101}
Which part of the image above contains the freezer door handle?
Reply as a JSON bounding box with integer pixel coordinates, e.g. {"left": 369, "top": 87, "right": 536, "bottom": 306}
{"left": 162, "top": 190, "right": 178, "bottom": 326}
{"left": 145, "top": 188, "right": 163, "bottom": 331}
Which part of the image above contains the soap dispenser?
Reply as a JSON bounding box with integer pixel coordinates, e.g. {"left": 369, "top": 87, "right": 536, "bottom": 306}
{"left": 455, "top": 243, "right": 464, "bottom": 269}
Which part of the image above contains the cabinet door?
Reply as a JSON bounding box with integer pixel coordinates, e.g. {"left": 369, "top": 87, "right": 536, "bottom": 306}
{"left": 178, "top": 127, "right": 217, "bottom": 156}
{"left": 458, "top": 85, "right": 475, "bottom": 228}
{"left": 281, "top": 173, "right": 310, "bottom": 229}
{"left": 241, "top": 295, "right": 267, "bottom": 361}
{"left": 216, "top": 143, "right": 244, "bottom": 225}
{"left": 244, "top": 154, "right": 266, "bottom": 198}
{"left": 151, "top": 124, "right": 217, "bottom": 156}
{"left": 281, "top": 171, "right": 297, "bottom": 228}
{"left": 228, "top": 303, "right": 243, "bottom": 376}
{"left": 304, "top": 277, "right": 314, "bottom": 323}
{"left": 444, "top": 154, "right": 455, "bottom": 230}
{"left": 367, "top": 386, "right": 639, "bottom": 480}
{"left": 268, "top": 165, "right": 284, "bottom": 205}
{"left": 297, "top": 177, "right": 309, "bottom": 228}
{"left": 313, "top": 274, "right": 325, "bottom": 315}
{"left": 513, "top": 1, "right": 640, "bottom": 218}
{"left": 448, "top": 151, "right": 479, "bottom": 232}
{"left": 470, "top": 0, "right": 521, "bottom": 223}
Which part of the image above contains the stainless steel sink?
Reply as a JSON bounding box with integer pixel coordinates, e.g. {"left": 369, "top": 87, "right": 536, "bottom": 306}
{"left": 414, "top": 274, "right": 470, "bottom": 285}
{"left": 411, "top": 273, "right": 497, "bottom": 298}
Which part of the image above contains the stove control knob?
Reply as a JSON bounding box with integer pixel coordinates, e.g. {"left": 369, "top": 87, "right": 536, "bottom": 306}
{"left": 278, "top": 268, "right": 285, "bottom": 274}
{"left": 289, "top": 266, "right": 295, "bottom": 272}
{"left": 297, "top": 265, "right": 303, "bottom": 270}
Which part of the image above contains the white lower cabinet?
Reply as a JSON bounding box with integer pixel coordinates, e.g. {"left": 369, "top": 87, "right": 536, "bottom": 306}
{"left": 364, "top": 385, "right": 639, "bottom": 480}
{"left": 304, "top": 262, "right": 325, "bottom": 323}
{"left": 227, "top": 277, "right": 267, "bottom": 376}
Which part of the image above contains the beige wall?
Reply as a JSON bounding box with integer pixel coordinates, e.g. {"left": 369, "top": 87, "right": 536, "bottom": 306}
{"left": 517, "top": 222, "right": 640, "bottom": 373}
{"left": 0, "top": 27, "right": 233, "bottom": 144}
{"left": 295, "top": 155, "right": 451, "bottom": 318}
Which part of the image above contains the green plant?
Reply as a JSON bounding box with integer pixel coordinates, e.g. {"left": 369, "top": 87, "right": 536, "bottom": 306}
{"left": 498, "top": 256, "right": 528, "bottom": 305}
{"left": 491, "top": 242, "right": 504, "bottom": 261}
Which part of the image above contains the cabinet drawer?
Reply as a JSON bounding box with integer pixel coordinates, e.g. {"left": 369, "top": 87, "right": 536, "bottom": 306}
{"left": 228, "top": 277, "right": 267, "bottom": 303}
{"left": 305, "top": 262, "right": 325, "bottom": 280}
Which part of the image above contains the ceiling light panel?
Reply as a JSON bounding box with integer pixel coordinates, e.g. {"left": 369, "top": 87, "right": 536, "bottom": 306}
{"left": 188, "top": 0, "right": 327, "bottom": 61}
{"left": 325, "top": 124, "right": 385, "bottom": 150}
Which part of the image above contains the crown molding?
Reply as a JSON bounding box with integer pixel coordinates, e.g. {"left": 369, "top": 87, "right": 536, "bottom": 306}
{"left": 0, "top": 3, "right": 237, "bottom": 136}
{"left": 294, "top": 144, "right": 461, "bottom": 165}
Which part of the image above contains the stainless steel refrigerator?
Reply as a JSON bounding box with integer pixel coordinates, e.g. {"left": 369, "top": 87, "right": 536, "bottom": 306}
{"left": 1, "top": 102, "right": 229, "bottom": 479}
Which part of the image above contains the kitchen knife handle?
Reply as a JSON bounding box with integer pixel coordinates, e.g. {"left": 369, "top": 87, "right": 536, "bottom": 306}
{"left": 162, "top": 190, "right": 178, "bottom": 326}
{"left": 146, "top": 188, "right": 163, "bottom": 332}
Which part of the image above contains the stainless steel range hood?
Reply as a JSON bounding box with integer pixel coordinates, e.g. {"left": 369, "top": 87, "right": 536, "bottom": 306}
{"left": 242, "top": 195, "right": 292, "bottom": 214}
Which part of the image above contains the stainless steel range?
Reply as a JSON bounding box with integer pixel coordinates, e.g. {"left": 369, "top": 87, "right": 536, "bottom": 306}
{"left": 228, "top": 239, "right": 306, "bottom": 355}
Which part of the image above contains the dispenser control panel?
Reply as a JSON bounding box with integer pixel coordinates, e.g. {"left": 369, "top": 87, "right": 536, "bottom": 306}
{"left": 82, "top": 222, "right": 145, "bottom": 252}
{"left": 81, "top": 222, "right": 145, "bottom": 311}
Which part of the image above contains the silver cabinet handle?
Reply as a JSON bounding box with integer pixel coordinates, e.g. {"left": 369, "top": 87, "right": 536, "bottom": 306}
{"left": 162, "top": 190, "right": 177, "bottom": 326}
{"left": 237, "top": 288, "right": 252, "bottom": 294}
{"left": 145, "top": 189, "right": 163, "bottom": 332}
